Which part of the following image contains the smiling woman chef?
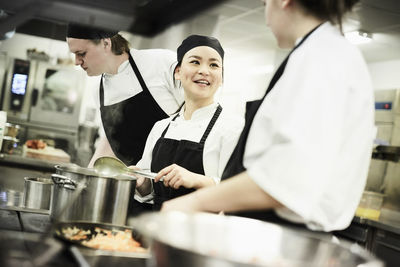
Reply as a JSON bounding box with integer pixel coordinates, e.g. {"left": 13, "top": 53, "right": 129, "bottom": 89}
{"left": 66, "top": 25, "right": 183, "bottom": 214}
{"left": 162, "top": 0, "right": 376, "bottom": 232}
{"left": 132, "top": 35, "right": 243, "bottom": 210}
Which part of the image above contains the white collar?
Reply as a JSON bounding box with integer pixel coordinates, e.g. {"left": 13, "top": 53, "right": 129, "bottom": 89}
{"left": 103, "top": 59, "right": 130, "bottom": 78}
{"left": 178, "top": 102, "right": 219, "bottom": 121}
{"left": 294, "top": 21, "right": 330, "bottom": 46}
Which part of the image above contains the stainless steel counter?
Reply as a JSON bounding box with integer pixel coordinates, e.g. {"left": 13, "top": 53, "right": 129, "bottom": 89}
{"left": 0, "top": 192, "right": 51, "bottom": 233}
{"left": 0, "top": 203, "right": 72, "bottom": 266}
{"left": 0, "top": 229, "right": 75, "bottom": 267}
{"left": 354, "top": 208, "right": 400, "bottom": 235}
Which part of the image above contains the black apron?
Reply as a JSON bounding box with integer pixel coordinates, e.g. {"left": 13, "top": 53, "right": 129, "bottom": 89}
{"left": 221, "top": 25, "right": 322, "bottom": 228}
{"left": 151, "top": 104, "right": 222, "bottom": 210}
{"left": 100, "top": 53, "right": 169, "bottom": 166}
{"left": 100, "top": 53, "right": 169, "bottom": 216}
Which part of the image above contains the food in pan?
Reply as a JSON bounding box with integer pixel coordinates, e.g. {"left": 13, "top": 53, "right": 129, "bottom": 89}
{"left": 62, "top": 226, "right": 91, "bottom": 241}
{"left": 60, "top": 226, "right": 147, "bottom": 253}
{"left": 25, "top": 139, "right": 47, "bottom": 149}
{"left": 83, "top": 227, "right": 147, "bottom": 252}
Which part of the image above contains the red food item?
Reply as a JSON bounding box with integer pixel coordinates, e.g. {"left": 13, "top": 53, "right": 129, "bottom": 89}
{"left": 62, "top": 226, "right": 147, "bottom": 253}
{"left": 25, "top": 139, "right": 47, "bottom": 149}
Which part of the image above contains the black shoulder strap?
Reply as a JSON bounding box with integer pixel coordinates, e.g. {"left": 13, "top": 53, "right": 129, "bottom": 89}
{"left": 264, "top": 23, "right": 322, "bottom": 97}
{"left": 99, "top": 74, "right": 105, "bottom": 107}
{"left": 200, "top": 104, "right": 222, "bottom": 144}
{"left": 128, "top": 52, "right": 150, "bottom": 94}
{"left": 160, "top": 113, "right": 180, "bottom": 137}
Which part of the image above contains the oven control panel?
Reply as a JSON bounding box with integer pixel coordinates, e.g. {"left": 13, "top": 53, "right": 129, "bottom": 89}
{"left": 9, "top": 59, "right": 30, "bottom": 111}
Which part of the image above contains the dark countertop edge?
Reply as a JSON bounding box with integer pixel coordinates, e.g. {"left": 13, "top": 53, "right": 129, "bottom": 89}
{"left": 0, "top": 153, "right": 62, "bottom": 172}
{"left": 0, "top": 205, "right": 50, "bottom": 215}
{"left": 354, "top": 215, "right": 400, "bottom": 235}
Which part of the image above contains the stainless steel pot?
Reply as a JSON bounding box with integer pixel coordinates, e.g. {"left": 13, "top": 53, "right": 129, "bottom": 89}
{"left": 130, "top": 212, "right": 384, "bottom": 267}
{"left": 23, "top": 177, "right": 53, "bottom": 210}
{"left": 50, "top": 164, "right": 135, "bottom": 225}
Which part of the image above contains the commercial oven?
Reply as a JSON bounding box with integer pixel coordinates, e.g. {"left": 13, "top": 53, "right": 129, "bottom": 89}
{"left": 2, "top": 57, "right": 84, "bottom": 128}
{"left": 0, "top": 56, "right": 86, "bottom": 158}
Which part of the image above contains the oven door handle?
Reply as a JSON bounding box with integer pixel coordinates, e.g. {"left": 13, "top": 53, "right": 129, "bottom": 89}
{"left": 31, "top": 88, "right": 39, "bottom": 107}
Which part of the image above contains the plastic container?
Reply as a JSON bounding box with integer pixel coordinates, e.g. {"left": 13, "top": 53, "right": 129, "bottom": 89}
{"left": 4, "top": 122, "right": 20, "bottom": 138}
{"left": 356, "top": 191, "right": 385, "bottom": 220}
{"left": 0, "top": 111, "right": 7, "bottom": 151}
{"left": 1, "top": 136, "right": 19, "bottom": 154}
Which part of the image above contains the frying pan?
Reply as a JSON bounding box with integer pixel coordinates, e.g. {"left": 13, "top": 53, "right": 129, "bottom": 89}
{"left": 53, "top": 221, "right": 150, "bottom": 257}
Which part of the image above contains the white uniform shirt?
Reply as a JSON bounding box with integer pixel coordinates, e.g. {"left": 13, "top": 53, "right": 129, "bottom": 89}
{"left": 93, "top": 48, "right": 184, "bottom": 114}
{"left": 244, "top": 22, "right": 376, "bottom": 231}
{"left": 135, "top": 102, "right": 244, "bottom": 202}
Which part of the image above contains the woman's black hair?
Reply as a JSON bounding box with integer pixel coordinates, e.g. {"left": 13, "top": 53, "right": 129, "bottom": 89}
{"left": 172, "top": 61, "right": 184, "bottom": 114}
{"left": 296, "top": 0, "right": 360, "bottom": 32}
{"left": 171, "top": 60, "right": 182, "bottom": 90}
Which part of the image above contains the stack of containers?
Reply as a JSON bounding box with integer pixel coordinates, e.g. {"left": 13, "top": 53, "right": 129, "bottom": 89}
{"left": 0, "top": 111, "right": 20, "bottom": 154}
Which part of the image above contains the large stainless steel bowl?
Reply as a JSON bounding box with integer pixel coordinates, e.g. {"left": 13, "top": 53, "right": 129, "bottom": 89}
{"left": 130, "top": 212, "right": 383, "bottom": 267}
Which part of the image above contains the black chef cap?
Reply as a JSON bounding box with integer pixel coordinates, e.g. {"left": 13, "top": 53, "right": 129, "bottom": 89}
{"left": 66, "top": 23, "right": 118, "bottom": 39}
{"left": 177, "top": 35, "right": 224, "bottom": 63}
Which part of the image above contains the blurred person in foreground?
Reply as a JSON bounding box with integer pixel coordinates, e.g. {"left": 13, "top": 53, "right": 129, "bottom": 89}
{"left": 162, "top": 0, "right": 376, "bottom": 232}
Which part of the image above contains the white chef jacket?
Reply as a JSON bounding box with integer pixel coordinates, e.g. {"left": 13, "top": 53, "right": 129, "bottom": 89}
{"left": 244, "top": 22, "right": 376, "bottom": 231}
{"left": 93, "top": 48, "right": 184, "bottom": 114}
{"left": 135, "top": 102, "right": 244, "bottom": 202}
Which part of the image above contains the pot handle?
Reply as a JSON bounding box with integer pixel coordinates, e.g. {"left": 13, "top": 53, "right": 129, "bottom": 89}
{"left": 51, "top": 174, "right": 77, "bottom": 190}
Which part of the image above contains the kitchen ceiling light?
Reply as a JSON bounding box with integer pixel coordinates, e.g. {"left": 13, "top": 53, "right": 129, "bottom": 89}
{"left": 344, "top": 31, "right": 372, "bottom": 45}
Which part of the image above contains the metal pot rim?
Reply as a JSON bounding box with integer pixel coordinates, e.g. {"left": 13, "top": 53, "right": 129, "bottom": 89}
{"left": 54, "top": 165, "right": 134, "bottom": 181}
{"left": 24, "top": 177, "right": 53, "bottom": 184}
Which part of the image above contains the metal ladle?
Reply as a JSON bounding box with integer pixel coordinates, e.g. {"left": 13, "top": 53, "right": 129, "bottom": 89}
{"left": 93, "top": 156, "right": 163, "bottom": 181}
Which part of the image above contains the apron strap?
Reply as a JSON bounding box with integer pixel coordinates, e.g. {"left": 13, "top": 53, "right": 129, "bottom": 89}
{"left": 128, "top": 53, "right": 151, "bottom": 94}
{"left": 199, "top": 104, "right": 222, "bottom": 145}
{"left": 160, "top": 113, "right": 180, "bottom": 138}
{"left": 100, "top": 74, "right": 105, "bottom": 107}
{"left": 221, "top": 23, "right": 323, "bottom": 181}
{"left": 160, "top": 104, "right": 222, "bottom": 142}
{"left": 264, "top": 23, "right": 322, "bottom": 97}
{"left": 99, "top": 52, "right": 151, "bottom": 107}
